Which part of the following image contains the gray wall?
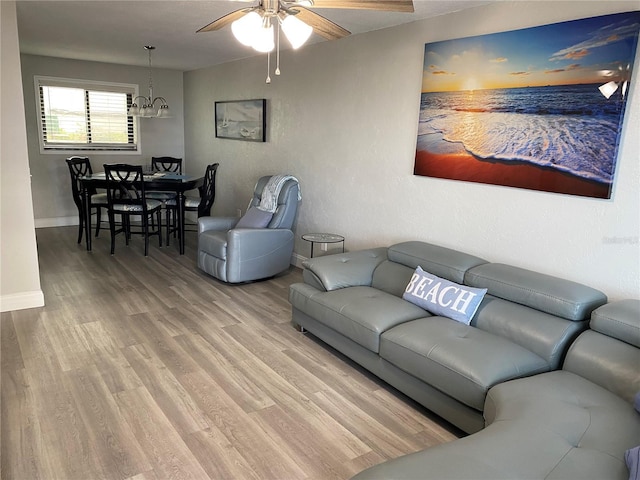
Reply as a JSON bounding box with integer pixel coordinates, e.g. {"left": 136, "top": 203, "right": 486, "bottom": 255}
{"left": 1, "top": 1, "right": 43, "bottom": 311}
{"left": 20, "top": 54, "right": 185, "bottom": 226}
{"left": 184, "top": 1, "right": 640, "bottom": 300}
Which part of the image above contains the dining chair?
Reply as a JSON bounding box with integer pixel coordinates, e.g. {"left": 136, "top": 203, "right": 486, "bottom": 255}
{"left": 148, "top": 156, "right": 183, "bottom": 242}
{"left": 103, "top": 164, "right": 163, "bottom": 256}
{"left": 167, "top": 163, "right": 219, "bottom": 241}
{"left": 65, "top": 156, "right": 108, "bottom": 244}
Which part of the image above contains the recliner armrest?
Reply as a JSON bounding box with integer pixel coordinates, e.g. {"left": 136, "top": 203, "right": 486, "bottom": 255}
{"left": 227, "top": 228, "right": 293, "bottom": 256}
{"left": 198, "top": 216, "right": 239, "bottom": 234}
{"left": 302, "top": 247, "right": 388, "bottom": 291}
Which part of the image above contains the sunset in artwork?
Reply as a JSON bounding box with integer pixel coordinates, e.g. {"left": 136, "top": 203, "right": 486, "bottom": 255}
{"left": 415, "top": 11, "right": 640, "bottom": 198}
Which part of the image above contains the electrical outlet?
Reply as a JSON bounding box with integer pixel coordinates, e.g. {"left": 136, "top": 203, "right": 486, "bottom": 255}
{"left": 321, "top": 242, "right": 328, "bottom": 252}
{"left": 236, "top": 208, "right": 242, "bottom": 217}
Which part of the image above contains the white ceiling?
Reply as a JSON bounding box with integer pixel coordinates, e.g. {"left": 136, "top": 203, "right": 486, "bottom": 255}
{"left": 16, "top": 0, "right": 491, "bottom": 71}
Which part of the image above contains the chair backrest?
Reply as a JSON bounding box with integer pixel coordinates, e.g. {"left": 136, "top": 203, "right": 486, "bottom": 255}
{"left": 248, "top": 176, "right": 300, "bottom": 229}
{"left": 151, "top": 156, "right": 182, "bottom": 174}
{"left": 66, "top": 156, "right": 93, "bottom": 209}
{"left": 103, "top": 164, "right": 149, "bottom": 212}
{"left": 197, "top": 163, "right": 219, "bottom": 217}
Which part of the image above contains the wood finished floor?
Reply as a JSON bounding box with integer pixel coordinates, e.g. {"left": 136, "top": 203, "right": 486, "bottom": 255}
{"left": 1, "top": 226, "right": 458, "bottom": 480}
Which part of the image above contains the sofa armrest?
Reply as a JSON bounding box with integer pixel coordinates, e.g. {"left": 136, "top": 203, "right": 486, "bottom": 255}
{"left": 198, "top": 216, "right": 239, "bottom": 234}
{"left": 302, "top": 247, "right": 388, "bottom": 291}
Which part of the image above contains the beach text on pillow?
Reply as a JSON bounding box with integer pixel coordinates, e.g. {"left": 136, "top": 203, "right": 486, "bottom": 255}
{"left": 403, "top": 266, "right": 487, "bottom": 325}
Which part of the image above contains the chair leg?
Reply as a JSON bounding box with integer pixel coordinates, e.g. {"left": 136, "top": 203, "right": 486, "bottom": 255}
{"left": 143, "top": 214, "right": 149, "bottom": 257}
{"left": 109, "top": 211, "right": 116, "bottom": 255}
{"left": 95, "top": 206, "right": 102, "bottom": 237}
{"left": 124, "top": 216, "right": 131, "bottom": 245}
{"left": 165, "top": 207, "right": 171, "bottom": 247}
{"left": 77, "top": 211, "right": 85, "bottom": 244}
{"left": 157, "top": 210, "right": 163, "bottom": 248}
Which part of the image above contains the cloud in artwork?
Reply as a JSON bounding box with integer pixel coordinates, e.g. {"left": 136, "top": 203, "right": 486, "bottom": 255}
{"left": 544, "top": 63, "right": 582, "bottom": 74}
{"left": 549, "top": 19, "right": 639, "bottom": 62}
{"left": 429, "top": 64, "right": 455, "bottom": 75}
{"left": 491, "top": 57, "right": 508, "bottom": 63}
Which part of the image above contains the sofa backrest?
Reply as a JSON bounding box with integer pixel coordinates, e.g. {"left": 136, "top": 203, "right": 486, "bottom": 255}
{"left": 372, "top": 241, "right": 488, "bottom": 297}
{"left": 465, "top": 263, "right": 608, "bottom": 369}
{"left": 563, "top": 299, "right": 640, "bottom": 403}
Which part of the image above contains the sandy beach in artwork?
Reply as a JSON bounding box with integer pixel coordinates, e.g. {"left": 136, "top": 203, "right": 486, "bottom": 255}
{"left": 415, "top": 133, "right": 611, "bottom": 199}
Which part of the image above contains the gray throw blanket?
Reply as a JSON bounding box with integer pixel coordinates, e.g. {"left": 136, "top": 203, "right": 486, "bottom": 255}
{"left": 258, "top": 175, "right": 301, "bottom": 213}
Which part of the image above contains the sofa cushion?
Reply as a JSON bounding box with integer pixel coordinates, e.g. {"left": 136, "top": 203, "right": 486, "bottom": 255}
{"left": 563, "top": 329, "right": 640, "bottom": 404}
{"left": 484, "top": 371, "right": 640, "bottom": 479}
{"left": 380, "top": 317, "right": 549, "bottom": 410}
{"left": 472, "top": 295, "right": 587, "bottom": 370}
{"left": 590, "top": 299, "right": 640, "bottom": 348}
{"left": 353, "top": 371, "right": 640, "bottom": 479}
{"left": 403, "top": 266, "right": 487, "bottom": 325}
{"left": 235, "top": 206, "right": 273, "bottom": 228}
{"left": 388, "top": 241, "right": 487, "bottom": 284}
{"left": 288, "top": 284, "right": 430, "bottom": 352}
{"left": 464, "top": 263, "right": 607, "bottom": 321}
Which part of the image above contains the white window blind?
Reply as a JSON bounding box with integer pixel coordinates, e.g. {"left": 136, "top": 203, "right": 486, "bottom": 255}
{"left": 35, "top": 76, "right": 138, "bottom": 152}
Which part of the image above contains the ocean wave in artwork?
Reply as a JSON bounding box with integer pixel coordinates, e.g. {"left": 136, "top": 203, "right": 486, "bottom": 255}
{"left": 417, "top": 85, "right": 625, "bottom": 184}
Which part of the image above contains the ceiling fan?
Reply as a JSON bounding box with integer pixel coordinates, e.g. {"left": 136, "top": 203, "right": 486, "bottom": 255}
{"left": 197, "top": 0, "right": 414, "bottom": 81}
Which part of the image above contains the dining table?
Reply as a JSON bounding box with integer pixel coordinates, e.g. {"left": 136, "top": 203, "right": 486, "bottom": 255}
{"left": 79, "top": 171, "right": 204, "bottom": 255}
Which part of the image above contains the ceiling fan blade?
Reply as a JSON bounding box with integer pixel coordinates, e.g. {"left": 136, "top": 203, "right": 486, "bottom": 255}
{"left": 305, "top": 0, "right": 414, "bottom": 12}
{"left": 197, "top": 8, "right": 252, "bottom": 33}
{"left": 294, "top": 8, "right": 351, "bottom": 40}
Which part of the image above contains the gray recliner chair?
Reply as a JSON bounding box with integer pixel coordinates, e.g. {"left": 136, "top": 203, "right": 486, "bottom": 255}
{"left": 197, "top": 175, "right": 300, "bottom": 283}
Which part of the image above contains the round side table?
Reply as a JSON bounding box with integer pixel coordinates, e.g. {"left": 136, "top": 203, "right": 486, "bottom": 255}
{"left": 302, "top": 233, "right": 345, "bottom": 258}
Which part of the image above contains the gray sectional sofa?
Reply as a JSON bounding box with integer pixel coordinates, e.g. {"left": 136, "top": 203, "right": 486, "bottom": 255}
{"left": 288, "top": 241, "right": 640, "bottom": 479}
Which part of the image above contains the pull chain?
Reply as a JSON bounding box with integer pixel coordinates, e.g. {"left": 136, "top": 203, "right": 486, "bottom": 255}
{"left": 275, "top": 21, "right": 281, "bottom": 76}
{"left": 266, "top": 50, "right": 271, "bottom": 84}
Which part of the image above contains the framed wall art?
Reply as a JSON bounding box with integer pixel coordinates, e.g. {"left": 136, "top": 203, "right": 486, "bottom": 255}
{"left": 215, "top": 99, "right": 266, "bottom": 142}
{"left": 414, "top": 11, "right": 640, "bottom": 199}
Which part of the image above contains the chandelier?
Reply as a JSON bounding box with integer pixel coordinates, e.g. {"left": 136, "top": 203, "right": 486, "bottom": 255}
{"left": 128, "top": 46, "right": 170, "bottom": 118}
{"left": 231, "top": 1, "right": 313, "bottom": 83}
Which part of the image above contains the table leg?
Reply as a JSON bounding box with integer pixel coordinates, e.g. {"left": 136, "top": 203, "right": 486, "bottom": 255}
{"left": 82, "top": 186, "right": 92, "bottom": 251}
{"left": 177, "top": 191, "right": 185, "bottom": 255}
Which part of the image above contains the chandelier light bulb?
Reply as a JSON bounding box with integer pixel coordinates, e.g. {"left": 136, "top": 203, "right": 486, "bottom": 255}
{"left": 281, "top": 15, "right": 312, "bottom": 49}
{"left": 157, "top": 104, "right": 171, "bottom": 118}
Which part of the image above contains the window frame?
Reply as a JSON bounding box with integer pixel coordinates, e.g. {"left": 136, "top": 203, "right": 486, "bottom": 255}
{"left": 34, "top": 76, "right": 140, "bottom": 155}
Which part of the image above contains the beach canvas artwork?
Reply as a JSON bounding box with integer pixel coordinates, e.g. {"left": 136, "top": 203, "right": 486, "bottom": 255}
{"left": 415, "top": 11, "right": 640, "bottom": 198}
{"left": 215, "top": 99, "right": 266, "bottom": 142}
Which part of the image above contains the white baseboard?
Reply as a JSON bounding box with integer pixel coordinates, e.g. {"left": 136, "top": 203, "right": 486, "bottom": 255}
{"left": 1, "top": 290, "right": 45, "bottom": 312}
{"left": 291, "top": 252, "right": 307, "bottom": 269}
{"left": 35, "top": 216, "right": 78, "bottom": 228}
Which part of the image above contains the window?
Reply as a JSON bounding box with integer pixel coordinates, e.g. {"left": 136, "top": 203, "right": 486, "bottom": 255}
{"left": 35, "top": 76, "right": 138, "bottom": 153}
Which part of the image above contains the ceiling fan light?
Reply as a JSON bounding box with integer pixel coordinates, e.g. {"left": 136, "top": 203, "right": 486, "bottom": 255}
{"left": 232, "top": 11, "right": 262, "bottom": 46}
{"left": 282, "top": 14, "right": 312, "bottom": 49}
{"left": 252, "top": 24, "right": 275, "bottom": 52}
